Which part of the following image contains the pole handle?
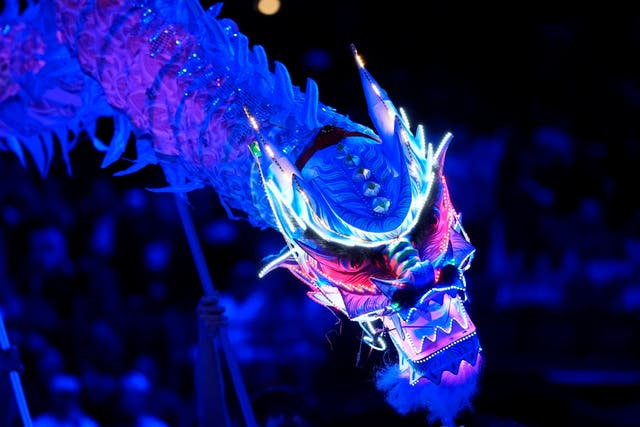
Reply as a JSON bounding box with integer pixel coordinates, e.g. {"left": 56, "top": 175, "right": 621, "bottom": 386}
{"left": 0, "top": 308, "right": 33, "bottom": 427}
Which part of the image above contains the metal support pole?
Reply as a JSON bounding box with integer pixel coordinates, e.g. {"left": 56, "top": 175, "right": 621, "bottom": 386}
{"left": 174, "top": 194, "right": 258, "bottom": 427}
{"left": 0, "top": 309, "right": 33, "bottom": 427}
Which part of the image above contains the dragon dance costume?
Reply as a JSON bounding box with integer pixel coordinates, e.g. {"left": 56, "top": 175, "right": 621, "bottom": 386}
{"left": 0, "top": 0, "right": 483, "bottom": 424}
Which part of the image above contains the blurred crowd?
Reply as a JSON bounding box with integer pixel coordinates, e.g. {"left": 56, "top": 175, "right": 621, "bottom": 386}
{"left": 0, "top": 145, "right": 339, "bottom": 426}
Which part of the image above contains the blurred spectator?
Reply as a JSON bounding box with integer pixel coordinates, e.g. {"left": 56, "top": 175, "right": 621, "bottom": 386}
{"left": 81, "top": 320, "right": 126, "bottom": 377}
{"left": 0, "top": 345, "right": 23, "bottom": 375}
{"left": 115, "top": 370, "right": 171, "bottom": 427}
{"left": 252, "top": 385, "right": 314, "bottom": 427}
{"left": 32, "top": 373, "right": 100, "bottom": 427}
{"left": 26, "top": 342, "right": 66, "bottom": 415}
{"left": 216, "top": 268, "right": 333, "bottom": 390}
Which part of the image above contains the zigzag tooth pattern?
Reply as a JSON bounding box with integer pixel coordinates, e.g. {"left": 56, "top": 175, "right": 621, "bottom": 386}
{"left": 399, "top": 299, "right": 470, "bottom": 355}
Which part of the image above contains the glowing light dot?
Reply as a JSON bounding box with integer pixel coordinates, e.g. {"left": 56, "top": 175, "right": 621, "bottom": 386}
{"left": 257, "top": 0, "right": 281, "bottom": 15}
{"left": 264, "top": 144, "right": 275, "bottom": 158}
{"left": 243, "top": 106, "right": 259, "bottom": 130}
{"left": 297, "top": 186, "right": 310, "bottom": 204}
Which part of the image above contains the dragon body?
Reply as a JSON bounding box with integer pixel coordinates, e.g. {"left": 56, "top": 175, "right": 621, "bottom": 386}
{"left": 1, "top": 0, "right": 482, "bottom": 424}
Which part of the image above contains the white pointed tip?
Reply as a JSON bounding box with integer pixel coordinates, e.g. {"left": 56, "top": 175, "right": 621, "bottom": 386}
{"left": 435, "top": 132, "right": 453, "bottom": 165}
{"left": 350, "top": 43, "right": 365, "bottom": 69}
{"left": 409, "top": 367, "right": 422, "bottom": 385}
{"left": 243, "top": 106, "right": 260, "bottom": 131}
{"left": 398, "top": 353, "right": 411, "bottom": 372}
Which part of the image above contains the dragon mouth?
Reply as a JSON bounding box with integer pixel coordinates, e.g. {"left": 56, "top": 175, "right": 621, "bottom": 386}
{"left": 381, "top": 291, "right": 482, "bottom": 385}
{"left": 406, "top": 331, "right": 481, "bottom": 385}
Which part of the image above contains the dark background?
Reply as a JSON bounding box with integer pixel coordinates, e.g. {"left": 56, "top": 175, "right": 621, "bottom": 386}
{"left": 1, "top": 1, "right": 639, "bottom": 426}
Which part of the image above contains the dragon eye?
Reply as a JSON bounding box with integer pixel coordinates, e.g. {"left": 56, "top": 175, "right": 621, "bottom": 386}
{"left": 428, "top": 206, "right": 440, "bottom": 226}
{"left": 339, "top": 257, "right": 362, "bottom": 270}
{"left": 410, "top": 206, "right": 440, "bottom": 247}
{"left": 438, "top": 264, "right": 459, "bottom": 284}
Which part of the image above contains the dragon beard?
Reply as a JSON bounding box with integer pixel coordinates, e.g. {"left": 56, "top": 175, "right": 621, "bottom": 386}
{"left": 376, "top": 354, "right": 482, "bottom": 426}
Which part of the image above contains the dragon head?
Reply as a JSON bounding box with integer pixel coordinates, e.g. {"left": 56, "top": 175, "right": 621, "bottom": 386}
{"left": 248, "top": 46, "right": 482, "bottom": 425}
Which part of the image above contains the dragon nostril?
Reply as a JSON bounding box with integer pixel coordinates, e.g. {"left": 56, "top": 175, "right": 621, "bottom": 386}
{"left": 438, "top": 264, "right": 459, "bottom": 284}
